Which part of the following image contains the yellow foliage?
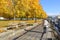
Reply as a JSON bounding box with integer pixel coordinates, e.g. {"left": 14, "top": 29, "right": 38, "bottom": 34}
{"left": 0, "top": 0, "right": 48, "bottom": 19}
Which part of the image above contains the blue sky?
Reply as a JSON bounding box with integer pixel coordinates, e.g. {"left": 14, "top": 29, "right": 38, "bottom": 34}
{"left": 40, "top": 0, "right": 60, "bottom": 15}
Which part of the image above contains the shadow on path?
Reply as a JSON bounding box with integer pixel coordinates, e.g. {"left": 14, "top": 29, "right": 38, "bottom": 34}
{"left": 13, "top": 29, "right": 43, "bottom": 40}
{"left": 24, "top": 29, "right": 43, "bottom": 33}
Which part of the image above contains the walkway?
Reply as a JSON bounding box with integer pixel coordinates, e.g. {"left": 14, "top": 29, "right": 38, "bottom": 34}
{"left": 13, "top": 24, "right": 47, "bottom": 40}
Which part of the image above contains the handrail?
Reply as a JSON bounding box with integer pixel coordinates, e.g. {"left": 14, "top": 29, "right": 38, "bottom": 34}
{"left": 51, "top": 22, "right": 60, "bottom": 40}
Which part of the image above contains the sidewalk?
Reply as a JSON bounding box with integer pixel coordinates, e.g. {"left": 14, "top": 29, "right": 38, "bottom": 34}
{"left": 43, "top": 23, "right": 55, "bottom": 40}
{"left": 0, "top": 23, "right": 40, "bottom": 40}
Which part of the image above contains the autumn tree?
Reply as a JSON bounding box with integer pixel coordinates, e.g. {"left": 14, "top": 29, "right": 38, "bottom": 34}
{"left": 15, "top": 0, "right": 48, "bottom": 19}
{"left": 0, "top": 0, "right": 14, "bottom": 19}
{"left": 0, "top": 0, "right": 48, "bottom": 20}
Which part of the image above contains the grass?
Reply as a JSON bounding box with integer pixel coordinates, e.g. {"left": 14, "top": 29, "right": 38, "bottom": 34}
{"left": 0, "top": 20, "right": 20, "bottom": 28}
{"left": 0, "top": 20, "right": 42, "bottom": 33}
{"left": 0, "top": 20, "right": 42, "bottom": 28}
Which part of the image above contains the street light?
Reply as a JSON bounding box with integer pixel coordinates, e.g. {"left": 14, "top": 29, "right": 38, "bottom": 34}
{"left": 33, "top": 9, "right": 36, "bottom": 23}
{"left": 34, "top": 12, "right": 36, "bottom": 23}
{"left": 12, "top": 0, "right": 16, "bottom": 21}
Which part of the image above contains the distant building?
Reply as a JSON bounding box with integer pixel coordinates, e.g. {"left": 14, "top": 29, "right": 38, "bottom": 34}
{"left": 0, "top": 17, "right": 7, "bottom": 20}
{"left": 57, "top": 15, "right": 60, "bottom": 19}
{"left": 0, "top": 17, "right": 5, "bottom": 19}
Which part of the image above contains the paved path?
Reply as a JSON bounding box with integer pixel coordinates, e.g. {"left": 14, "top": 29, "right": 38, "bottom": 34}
{"left": 13, "top": 24, "right": 46, "bottom": 40}
{"left": 0, "top": 23, "right": 55, "bottom": 40}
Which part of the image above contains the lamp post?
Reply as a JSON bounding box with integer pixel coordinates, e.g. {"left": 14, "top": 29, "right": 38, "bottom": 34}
{"left": 12, "top": 0, "right": 16, "bottom": 21}
{"left": 33, "top": 9, "right": 36, "bottom": 23}
{"left": 34, "top": 12, "right": 36, "bottom": 23}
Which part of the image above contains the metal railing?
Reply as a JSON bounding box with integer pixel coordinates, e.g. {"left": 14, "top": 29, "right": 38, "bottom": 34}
{"left": 50, "top": 20, "right": 60, "bottom": 40}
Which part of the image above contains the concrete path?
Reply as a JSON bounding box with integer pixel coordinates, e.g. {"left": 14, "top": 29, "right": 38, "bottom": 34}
{"left": 0, "top": 22, "right": 55, "bottom": 40}
{"left": 14, "top": 24, "right": 55, "bottom": 40}
{"left": 14, "top": 24, "right": 44, "bottom": 40}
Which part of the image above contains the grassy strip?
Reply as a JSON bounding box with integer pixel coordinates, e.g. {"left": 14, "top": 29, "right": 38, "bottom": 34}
{"left": 0, "top": 20, "right": 42, "bottom": 28}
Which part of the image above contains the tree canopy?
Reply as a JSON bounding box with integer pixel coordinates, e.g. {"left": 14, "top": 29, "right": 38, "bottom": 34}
{"left": 0, "top": 0, "right": 48, "bottom": 19}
